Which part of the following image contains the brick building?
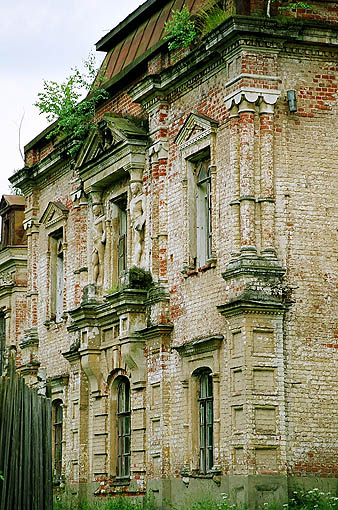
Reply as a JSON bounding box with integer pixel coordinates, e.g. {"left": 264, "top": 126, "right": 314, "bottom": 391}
{"left": 7, "top": 0, "right": 338, "bottom": 507}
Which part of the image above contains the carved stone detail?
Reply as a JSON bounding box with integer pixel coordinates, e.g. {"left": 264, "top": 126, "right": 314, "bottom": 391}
{"left": 225, "top": 88, "right": 280, "bottom": 114}
{"left": 130, "top": 182, "right": 146, "bottom": 267}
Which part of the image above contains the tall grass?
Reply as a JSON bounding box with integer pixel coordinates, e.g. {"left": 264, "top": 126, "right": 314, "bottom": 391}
{"left": 194, "top": 0, "right": 230, "bottom": 37}
{"left": 53, "top": 488, "right": 338, "bottom": 510}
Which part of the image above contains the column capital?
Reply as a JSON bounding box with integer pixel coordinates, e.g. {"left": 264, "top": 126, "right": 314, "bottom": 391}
{"left": 225, "top": 88, "right": 280, "bottom": 114}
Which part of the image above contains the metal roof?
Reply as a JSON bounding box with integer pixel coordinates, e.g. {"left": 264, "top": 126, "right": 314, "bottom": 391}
{"left": 96, "top": 0, "right": 205, "bottom": 84}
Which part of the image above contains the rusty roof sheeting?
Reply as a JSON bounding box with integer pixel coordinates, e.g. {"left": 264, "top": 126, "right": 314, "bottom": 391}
{"left": 98, "top": 0, "right": 205, "bottom": 85}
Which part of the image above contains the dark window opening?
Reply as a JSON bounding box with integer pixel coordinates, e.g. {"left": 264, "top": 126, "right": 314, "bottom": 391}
{"left": 0, "top": 316, "right": 5, "bottom": 375}
{"left": 199, "top": 370, "right": 213, "bottom": 473}
{"left": 53, "top": 400, "right": 63, "bottom": 480}
{"left": 117, "top": 378, "right": 131, "bottom": 477}
{"left": 115, "top": 195, "right": 127, "bottom": 277}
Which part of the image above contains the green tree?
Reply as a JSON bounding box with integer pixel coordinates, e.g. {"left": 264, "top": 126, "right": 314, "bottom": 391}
{"left": 35, "top": 53, "right": 108, "bottom": 156}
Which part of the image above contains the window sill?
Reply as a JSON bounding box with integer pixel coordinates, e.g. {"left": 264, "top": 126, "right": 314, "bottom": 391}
{"left": 182, "top": 258, "right": 216, "bottom": 278}
{"left": 44, "top": 314, "right": 67, "bottom": 329}
{"left": 112, "top": 478, "right": 130, "bottom": 486}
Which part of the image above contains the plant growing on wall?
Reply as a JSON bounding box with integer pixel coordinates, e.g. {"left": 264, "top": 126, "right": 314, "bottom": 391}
{"left": 164, "top": 2, "right": 230, "bottom": 52}
{"left": 35, "top": 53, "right": 108, "bottom": 156}
{"left": 163, "top": 6, "right": 197, "bottom": 50}
{"left": 277, "top": 1, "right": 313, "bottom": 11}
{"left": 195, "top": 0, "right": 230, "bottom": 37}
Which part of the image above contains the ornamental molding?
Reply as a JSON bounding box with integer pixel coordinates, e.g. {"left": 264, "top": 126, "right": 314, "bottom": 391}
{"left": 218, "top": 299, "right": 287, "bottom": 319}
{"left": 173, "top": 335, "right": 224, "bottom": 358}
{"left": 75, "top": 114, "right": 148, "bottom": 172}
{"left": 149, "top": 140, "right": 169, "bottom": 162}
{"left": 225, "top": 88, "right": 280, "bottom": 114}
{"left": 23, "top": 217, "right": 39, "bottom": 231}
{"left": 0, "top": 271, "right": 14, "bottom": 286}
{"left": 175, "top": 113, "right": 219, "bottom": 150}
{"left": 39, "top": 201, "right": 69, "bottom": 229}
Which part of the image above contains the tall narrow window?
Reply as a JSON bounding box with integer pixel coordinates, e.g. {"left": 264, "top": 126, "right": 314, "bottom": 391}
{"left": 199, "top": 370, "right": 213, "bottom": 473}
{"left": 56, "top": 240, "right": 64, "bottom": 322}
{"left": 53, "top": 400, "right": 63, "bottom": 480}
{"left": 117, "top": 378, "right": 131, "bottom": 477}
{"left": 196, "top": 160, "right": 211, "bottom": 267}
{"left": 50, "top": 229, "right": 64, "bottom": 322}
{"left": 0, "top": 315, "right": 5, "bottom": 375}
{"left": 118, "top": 203, "right": 127, "bottom": 276}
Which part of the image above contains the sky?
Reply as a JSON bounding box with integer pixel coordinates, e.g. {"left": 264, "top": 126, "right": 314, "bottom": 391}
{"left": 0, "top": 0, "right": 144, "bottom": 194}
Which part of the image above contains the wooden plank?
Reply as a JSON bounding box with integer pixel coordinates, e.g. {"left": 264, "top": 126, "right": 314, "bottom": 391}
{"left": 0, "top": 361, "right": 52, "bottom": 510}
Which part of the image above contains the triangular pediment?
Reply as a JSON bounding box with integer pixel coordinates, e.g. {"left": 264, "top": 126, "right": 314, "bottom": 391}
{"left": 175, "top": 113, "right": 218, "bottom": 149}
{"left": 75, "top": 113, "right": 147, "bottom": 169}
{"left": 40, "top": 201, "right": 69, "bottom": 228}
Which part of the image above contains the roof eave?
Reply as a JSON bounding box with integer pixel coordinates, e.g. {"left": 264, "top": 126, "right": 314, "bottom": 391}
{"left": 95, "top": 0, "right": 162, "bottom": 52}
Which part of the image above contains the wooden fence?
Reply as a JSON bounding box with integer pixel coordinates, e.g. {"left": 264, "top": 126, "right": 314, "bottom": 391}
{"left": 0, "top": 357, "right": 53, "bottom": 510}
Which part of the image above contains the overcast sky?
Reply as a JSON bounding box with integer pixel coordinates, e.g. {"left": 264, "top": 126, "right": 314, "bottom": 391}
{"left": 0, "top": 0, "right": 143, "bottom": 194}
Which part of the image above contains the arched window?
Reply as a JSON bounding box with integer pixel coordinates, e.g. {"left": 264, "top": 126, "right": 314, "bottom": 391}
{"left": 117, "top": 378, "right": 131, "bottom": 477}
{"left": 199, "top": 370, "right": 213, "bottom": 473}
{"left": 53, "top": 400, "right": 63, "bottom": 480}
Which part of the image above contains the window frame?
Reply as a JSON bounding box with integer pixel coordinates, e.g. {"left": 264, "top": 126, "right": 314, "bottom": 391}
{"left": 198, "top": 370, "right": 214, "bottom": 473}
{"left": 0, "top": 315, "right": 5, "bottom": 375}
{"left": 117, "top": 378, "right": 131, "bottom": 477}
{"left": 195, "top": 158, "right": 212, "bottom": 267}
{"left": 110, "top": 194, "right": 128, "bottom": 284}
{"left": 175, "top": 113, "right": 218, "bottom": 273}
{"left": 53, "top": 400, "right": 63, "bottom": 481}
{"left": 49, "top": 228, "right": 64, "bottom": 323}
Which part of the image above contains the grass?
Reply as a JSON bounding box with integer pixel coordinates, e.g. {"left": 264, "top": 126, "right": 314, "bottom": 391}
{"left": 53, "top": 488, "right": 338, "bottom": 510}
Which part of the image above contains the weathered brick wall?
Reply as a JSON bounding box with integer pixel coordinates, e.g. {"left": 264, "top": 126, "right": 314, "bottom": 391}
{"left": 274, "top": 55, "right": 338, "bottom": 477}
{"left": 14, "top": 4, "right": 338, "bottom": 503}
{"left": 34, "top": 168, "right": 88, "bottom": 378}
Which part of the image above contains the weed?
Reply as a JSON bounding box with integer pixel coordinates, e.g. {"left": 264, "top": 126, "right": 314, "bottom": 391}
{"left": 194, "top": 0, "right": 230, "bottom": 37}
{"left": 163, "top": 6, "right": 197, "bottom": 51}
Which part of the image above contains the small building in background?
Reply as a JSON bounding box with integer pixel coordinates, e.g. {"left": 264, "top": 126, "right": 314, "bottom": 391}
{"left": 0, "top": 195, "right": 27, "bottom": 374}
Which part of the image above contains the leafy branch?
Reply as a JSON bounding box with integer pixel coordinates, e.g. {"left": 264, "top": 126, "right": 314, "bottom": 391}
{"left": 34, "top": 53, "right": 108, "bottom": 156}
{"left": 163, "top": 6, "right": 197, "bottom": 51}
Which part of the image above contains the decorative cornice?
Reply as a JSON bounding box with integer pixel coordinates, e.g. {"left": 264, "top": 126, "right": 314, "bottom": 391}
{"left": 23, "top": 218, "right": 40, "bottom": 231}
{"left": 20, "top": 328, "right": 39, "bottom": 349}
{"left": 218, "top": 299, "right": 287, "bottom": 318}
{"left": 64, "top": 345, "right": 82, "bottom": 361}
{"left": 222, "top": 256, "right": 285, "bottom": 281}
{"left": 172, "top": 335, "right": 223, "bottom": 358}
{"left": 48, "top": 374, "right": 69, "bottom": 387}
{"left": 18, "top": 361, "right": 40, "bottom": 377}
{"left": 137, "top": 324, "right": 173, "bottom": 341}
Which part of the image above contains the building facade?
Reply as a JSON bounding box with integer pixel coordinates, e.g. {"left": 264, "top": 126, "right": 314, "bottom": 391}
{"left": 7, "top": 0, "right": 338, "bottom": 507}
